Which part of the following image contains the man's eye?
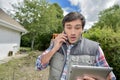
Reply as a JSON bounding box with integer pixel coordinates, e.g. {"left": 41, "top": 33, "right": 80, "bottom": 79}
{"left": 76, "top": 27, "right": 80, "bottom": 29}
{"left": 75, "top": 27, "right": 81, "bottom": 30}
{"left": 75, "top": 25, "right": 82, "bottom": 29}
{"left": 67, "top": 27, "right": 72, "bottom": 29}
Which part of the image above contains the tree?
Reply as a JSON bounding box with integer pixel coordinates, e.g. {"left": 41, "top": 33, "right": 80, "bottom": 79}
{"left": 11, "top": 0, "right": 63, "bottom": 50}
{"left": 83, "top": 4, "right": 120, "bottom": 79}
{"left": 83, "top": 28, "right": 120, "bottom": 79}
{"left": 93, "top": 4, "right": 120, "bottom": 32}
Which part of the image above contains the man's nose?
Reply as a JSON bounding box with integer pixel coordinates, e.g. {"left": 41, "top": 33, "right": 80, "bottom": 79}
{"left": 71, "top": 29, "right": 75, "bottom": 34}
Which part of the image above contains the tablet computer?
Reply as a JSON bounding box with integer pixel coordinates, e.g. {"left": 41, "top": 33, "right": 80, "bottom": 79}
{"left": 69, "top": 65, "right": 113, "bottom": 80}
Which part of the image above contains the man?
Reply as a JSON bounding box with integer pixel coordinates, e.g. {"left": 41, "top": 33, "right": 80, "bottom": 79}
{"left": 36, "top": 12, "right": 116, "bottom": 80}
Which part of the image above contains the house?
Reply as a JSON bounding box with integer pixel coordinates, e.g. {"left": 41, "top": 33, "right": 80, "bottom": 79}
{"left": 0, "top": 8, "right": 27, "bottom": 60}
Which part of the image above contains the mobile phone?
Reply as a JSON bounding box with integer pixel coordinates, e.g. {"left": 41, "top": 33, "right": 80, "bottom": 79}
{"left": 64, "top": 31, "right": 69, "bottom": 43}
{"left": 52, "top": 31, "right": 68, "bottom": 43}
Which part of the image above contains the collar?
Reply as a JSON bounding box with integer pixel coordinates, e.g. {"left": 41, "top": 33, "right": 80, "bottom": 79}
{"left": 65, "top": 36, "right": 82, "bottom": 49}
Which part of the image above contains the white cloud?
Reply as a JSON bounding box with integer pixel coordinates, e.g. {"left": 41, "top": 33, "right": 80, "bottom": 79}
{"left": 0, "top": 0, "right": 23, "bottom": 11}
{"left": 68, "top": 0, "right": 120, "bottom": 29}
{"left": 62, "top": 7, "right": 74, "bottom": 16}
{"left": 62, "top": 8, "right": 69, "bottom": 16}
{"left": 0, "top": 0, "right": 12, "bottom": 9}
{"left": 1, "top": 0, "right": 120, "bottom": 29}
{"left": 68, "top": 0, "right": 80, "bottom": 6}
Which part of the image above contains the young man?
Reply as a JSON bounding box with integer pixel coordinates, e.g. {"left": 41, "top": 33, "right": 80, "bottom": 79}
{"left": 36, "top": 12, "right": 116, "bottom": 80}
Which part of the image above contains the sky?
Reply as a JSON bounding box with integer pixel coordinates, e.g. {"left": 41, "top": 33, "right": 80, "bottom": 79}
{"left": 0, "top": 0, "right": 120, "bottom": 29}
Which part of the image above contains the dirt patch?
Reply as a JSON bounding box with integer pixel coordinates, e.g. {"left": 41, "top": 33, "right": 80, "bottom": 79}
{"left": 0, "top": 51, "right": 49, "bottom": 80}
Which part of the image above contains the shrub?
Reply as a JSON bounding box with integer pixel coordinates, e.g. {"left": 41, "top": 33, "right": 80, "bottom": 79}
{"left": 83, "top": 28, "right": 120, "bottom": 79}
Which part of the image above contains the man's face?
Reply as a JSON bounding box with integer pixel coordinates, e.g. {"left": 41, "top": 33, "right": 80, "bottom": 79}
{"left": 64, "top": 19, "right": 83, "bottom": 44}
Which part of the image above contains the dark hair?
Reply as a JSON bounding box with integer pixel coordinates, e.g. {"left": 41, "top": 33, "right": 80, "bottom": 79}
{"left": 62, "top": 12, "right": 86, "bottom": 29}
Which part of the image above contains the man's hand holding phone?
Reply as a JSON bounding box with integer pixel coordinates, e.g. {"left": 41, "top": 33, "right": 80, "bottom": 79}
{"left": 52, "top": 32, "right": 68, "bottom": 52}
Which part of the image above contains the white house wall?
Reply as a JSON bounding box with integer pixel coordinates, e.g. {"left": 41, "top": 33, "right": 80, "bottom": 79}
{"left": 0, "top": 25, "right": 21, "bottom": 60}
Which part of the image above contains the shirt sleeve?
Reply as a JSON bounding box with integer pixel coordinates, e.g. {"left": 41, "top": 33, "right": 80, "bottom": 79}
{"left": 96, "top": 46, "right": 116, "bottom": 80}
{"left": 35, "top": 40, "right": 54, "bottom": 70}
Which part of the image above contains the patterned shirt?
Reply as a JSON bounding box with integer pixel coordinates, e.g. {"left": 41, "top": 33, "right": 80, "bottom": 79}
{"left": 35, "top": 42, "right": 116, "bottom": 80}
{"left": 60, "top": 45, "right": 73, "bottom": 80}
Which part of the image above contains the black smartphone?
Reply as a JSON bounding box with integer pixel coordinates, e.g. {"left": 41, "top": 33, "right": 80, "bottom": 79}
{"left": 64, "top": 31, "right": 69, "bottom": 43}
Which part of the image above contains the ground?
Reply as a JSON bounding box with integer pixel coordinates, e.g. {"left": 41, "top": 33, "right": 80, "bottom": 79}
{"left": 0, "top": 51, "right": 49, "bottom": 80}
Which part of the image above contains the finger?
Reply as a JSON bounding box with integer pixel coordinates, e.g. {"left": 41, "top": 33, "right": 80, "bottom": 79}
{"left": 76, "top": 76, "right": 83, "bottom": 80}
{"left": 83, "top": 75, "right": 95, "bottom": 80}
{"left": 76, "top": 78, "right": 82, "bottom": 80}
{"left": 60, "top": 33, "right": 67, "bottom": 36}
{"left": 61, "top": 31, "right": 67, "bottom": 36}
{"left": 58, "top": 38, "right": 66, "bottom": 43}
{"left": 61, "top": 35, "right": 68, "bottom": 40}
{"left": 54, "top": 38, "right": 66, "bottom": 44}
{"left": 56, "top": 34, "right": 67, "bottom": 40}
{"left": 62, "top": 31, "right": 65, "bottom": 34}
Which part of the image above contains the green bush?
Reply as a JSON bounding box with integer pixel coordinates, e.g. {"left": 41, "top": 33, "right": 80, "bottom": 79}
{"left": 20, "top": 47, "right": 31, "bottom": 52}
{"left": 83, "top": 28, "right": 120, "bottom": 79}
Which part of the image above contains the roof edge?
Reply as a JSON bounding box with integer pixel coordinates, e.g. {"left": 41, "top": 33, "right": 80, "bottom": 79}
{"left": 0, "top": 19, "right": 28, "bottom": 34}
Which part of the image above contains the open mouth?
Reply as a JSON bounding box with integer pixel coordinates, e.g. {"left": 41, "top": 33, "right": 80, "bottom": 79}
{"left": 70, "top": 37, "right": 76, "bottom": 41}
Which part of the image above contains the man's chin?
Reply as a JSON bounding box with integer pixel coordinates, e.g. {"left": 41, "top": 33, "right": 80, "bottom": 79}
{"left": 69, "top": 40, "right": 77, "bottom": 44}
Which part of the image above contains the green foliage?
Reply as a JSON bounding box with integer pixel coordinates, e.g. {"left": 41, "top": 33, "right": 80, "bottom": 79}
{"left": 34, "top": 33, "right": 52, "bottom": 50}
{"left": 20, "top": 34, "right": 31, "bottom": 47}
{"left": 10, "top": 0, "right": 63, "bottom": 50}
{"left": 83, "top": 28, "right": 120, "bottom": 79}
{"left": 88, "top": 4, "right": 120, "bottom": 79}
{"left": 20, "top": 47, "right": 31, "bottom": 52}
{"left": 93, "top": 4, "right": 120, "bottom": 32}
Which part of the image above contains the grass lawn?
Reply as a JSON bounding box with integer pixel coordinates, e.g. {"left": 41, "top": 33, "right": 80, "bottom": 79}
{"left": 0, "top": 51, "right": 49, "bottom": 80}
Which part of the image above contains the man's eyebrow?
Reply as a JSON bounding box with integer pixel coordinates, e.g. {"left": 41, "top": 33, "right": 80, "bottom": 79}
{"left": 76, "top": 24, "right": 82, "bottom": 26}
{"left": 65, "top": 24, "right": 72, "bottom": 26}
{"left": 76, "top": 24, "right": 82, "bottom": 25}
